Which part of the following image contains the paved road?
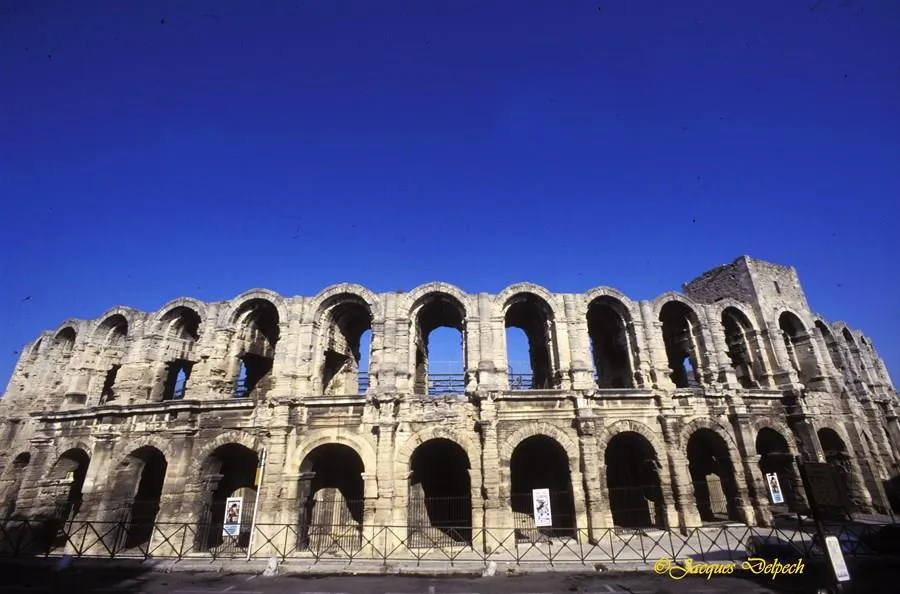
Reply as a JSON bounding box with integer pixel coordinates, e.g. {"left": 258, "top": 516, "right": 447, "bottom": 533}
{"left": 2, "top": 560, "right": 895, "bottom": 594}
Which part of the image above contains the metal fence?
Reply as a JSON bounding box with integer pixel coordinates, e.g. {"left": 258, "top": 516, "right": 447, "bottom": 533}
{"left": 1, "top": 515, "right": 896, "bottom": 565}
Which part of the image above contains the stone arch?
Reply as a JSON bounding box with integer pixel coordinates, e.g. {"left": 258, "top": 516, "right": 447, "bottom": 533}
{"left": 583, "top": 287, "right": 640, "bottom": 320}
{"left": 407, "top": 282, "right": 471, "bottom": 318}
{"left": 107, "top": 445, "right": 169, "bottom": 549}
{"left": 754, "top": 425, "right": 801, "bottom": 512}
{"left": 290, "top": 433, "right": 377, "bottom": 477}
{"left": 749, "top": 417, "right": 800, "bottom": 453}
{"left": 814, "top": 318, "right": 845, "bottom": 374}
{"left": 708, "top": 298, "right": 758, "bottom": 325}
{"left": 684, "top": 425, "right": 743, "bottom": 523}
{"left": 778, "top": 310, "right": 821, "bottom": 384}
{"left": 656, "top": 296, "right": 712, "bottom": 388}
{"left": 678, "top": 418, "right": 740, "bottom": 454}
{"left": 222, "top": 288, "right": 289, "bottom": 327}
{"left": 112, "top": 434, "right": 175, "bottom": 465}
{"left": 815, "top": 421, "right": 856, "bottom": 457}
{"left": 496, "top": 283, "right": 562, "bottom": 319}
{"left": 312, "top": 291, "right": 375, "bottom": 396}
{"left": 499, "top": 422, "right": 579, "bottom": 470}
{"left": 604, "top": 429, "right": 666, "bottom": 528}
{"left": 306, "top": 283, "right": 381, "bottom": 323}
{"left": 49, "top": 441, "right": 93, "bottom": 466}
{"left": 720, "top": 305, "right": 766, "bottom": 388}
{"left": 90, "top": 308, "right": 136, "bottom": 343}
{"left": 407, "top": 287, "right": 470, "bottom": 395}
{"left": 586, "top": 294, "right": 641, "bottom": 389}
{"left": 152, "top": 297, "right": 209, "bottom": 326}
{"left": 598, "top": 420, "right": 667, "bottom": 457}
{"left": 51, "top": 325, "right": 79, "bottom": 352}
{"left": 396, "top": 426, "right": 479, "bottom": 474}
{"left": 188, "top": 431, "right": 262, "bottom": 477}
{"left": 650, "top": 291, "right": 704, "bottom": 320}
{"left": 500, "top": 289, "right": 561, "bottom": 390}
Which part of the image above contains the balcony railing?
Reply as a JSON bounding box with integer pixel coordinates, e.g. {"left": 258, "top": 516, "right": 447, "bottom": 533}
{"left": 426, "top": 374, "right": 465, "bottom": 395}
{"left": 508, "top": 373, "right": 534, "bottom": 390}
{"left": 358, "top": 372, "right": 369, "bottom": 394}
{"left": 234, "top": 378, "right": 249, "bottom": 398}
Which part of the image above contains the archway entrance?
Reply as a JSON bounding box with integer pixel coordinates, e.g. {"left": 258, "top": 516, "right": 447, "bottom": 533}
{"left": 686, "top": 429, "right": 742, "bottom": 523}
{"left": 510, "top": 435, "right": 576, "bottom": 541}
{"left": 755, "top": 429, "right": 799, "bottom": 514}
{"left": 605, "top": 432, "right": 665, "bottom": 528}
{"left": 108, "top": 446, "right": 168, "bottom": 550}
{"left": 45, "top": 448, "right": 91, "bottom": 550}
{"left": 408, "top": 439, "right": 472, "bottom": 547}
{"left": 196, "top": 444, "right": 259, "bottom": 553}
{"left": 818, "top": 428, "right": 857, "bottom": 509}
{"left": 0, "top": 452, "right": 30, "bottom": 518}
{"left": 297, "top": 444, "right": 365, "bottom": 553}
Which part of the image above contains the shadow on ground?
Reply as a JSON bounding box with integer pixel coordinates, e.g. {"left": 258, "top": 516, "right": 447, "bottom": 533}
{"left": 5, "top": 559, "right": 156, "bottom": 594}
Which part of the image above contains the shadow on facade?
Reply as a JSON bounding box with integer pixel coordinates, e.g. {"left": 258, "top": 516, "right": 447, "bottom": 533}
{"left": 686, "top": 429, "right": 742, "bottom": 523}
{"left": 605, "top": 431, "right": 665, "bottom": 529}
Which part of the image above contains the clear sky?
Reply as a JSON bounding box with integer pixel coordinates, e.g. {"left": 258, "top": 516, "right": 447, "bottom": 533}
{"left": 1, "top": 1, "right": 898, "bottom": 389}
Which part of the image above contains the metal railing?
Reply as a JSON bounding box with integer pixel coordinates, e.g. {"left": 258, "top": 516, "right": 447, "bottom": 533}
{"left": 508, "top": 373, "right": 534, "bottom": 390}
{"left": 358, "top": 372, "right": 369, "bottom": 394}
{"left": 234, "top": 377, "right": 249, "bottom": 398}
{"left": 0, "top": 516, "right": 896, "bottom": 565}
{"left": 425, "top": 374, "right": 465, "bottom": 395}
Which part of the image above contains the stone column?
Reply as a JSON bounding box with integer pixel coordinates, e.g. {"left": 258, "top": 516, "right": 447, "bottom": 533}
{"left": 639, "top": 301, "right": 675, "bottom": 391}
{"left": 746, "top": 329, "right": 777, "bottom": 389}
{"left": 729, "top": 414, "right": 772, "bottom": 526}
{"left": 552, "top": 314, "right": 573, "bottom": 391}
{"left": 151, "top": 432, "right": 198, "bottom": 557}
{"left": 565, "top": 296, "right": 596, "bottom": 391}
{"left": 705, "top": 314, "right": 739, "bottom": 389}
{"left": 658, "top": 417, "right": 702, "bottom": 530}
{"left": 765, "top": 324, "right": 800, "bottom": 388}
{"left": 575, "top": 417, "right": 612, "bottom": 538}
{"left": 373, "top": 420, "right": 399, "bottom": 552}
{"left": 476, "top": 401, "right": 506, "bottom": 553}
{"left": 475, "top": 294, "right": 502, "bottom": 391}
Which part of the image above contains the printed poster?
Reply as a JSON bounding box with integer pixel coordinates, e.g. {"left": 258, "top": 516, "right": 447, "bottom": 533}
{"left": 532, "top": 488, "right": 552, "bottom": 527}
{"left": 766, "top": 472, "right": 784, "bottom": 505}
{"left": 222, "top": 496, "right": 243, "bottom": 537}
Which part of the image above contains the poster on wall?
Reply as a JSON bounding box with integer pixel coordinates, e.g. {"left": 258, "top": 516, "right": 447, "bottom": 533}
{"left": 222, "top": 496, "right": 243, "bottom": 537}
{"left": 532, "top": 488, "right": 552, "bottom": 527}
{"left": 766, "top": 472, "right": 784, "bottom": 504}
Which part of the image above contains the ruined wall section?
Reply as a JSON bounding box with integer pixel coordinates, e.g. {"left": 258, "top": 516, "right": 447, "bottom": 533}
{"left": 682, "top": 256, "right": 758, "bottom": 305}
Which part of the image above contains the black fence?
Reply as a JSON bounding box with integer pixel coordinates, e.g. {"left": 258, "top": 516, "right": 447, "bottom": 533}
{"left": 426, "top": 374, "right": 466, "bottom": 395}
{"left": 0, "top": 516, "right": 898, "bottom": 565}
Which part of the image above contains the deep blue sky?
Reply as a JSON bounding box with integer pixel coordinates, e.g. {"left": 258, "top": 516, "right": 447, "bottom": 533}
{"left": 1, "top": 1, "right": 898, "bottom": 388}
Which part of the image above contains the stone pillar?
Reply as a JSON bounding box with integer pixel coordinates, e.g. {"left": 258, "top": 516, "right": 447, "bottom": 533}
{"left": 659, "top": 417, "right": 702, "bottom": 529}
{"left": 746, "top": 329, "right": 777, "bottom": 389}
{"left": 565, "top": 296, "right": 596, "bottom": 391}
{"left": 476, "top": 401, "right": 506, "bottom": 553}
{"left": 729, "top": 414, "right": 771, "bottom": 526}
{"left": 552, "top": 314, "right": 573, "bottom": 391}
{"left": 639, "top": 301, "right": 675, "bottom": 391}
{"left": 705, "top": 314, "right": 739, "bottom": 389}
{"left": 464, "top": 316, "right": 481, "bottom": 393}
{"left": 150, "top": 433, "right": 197, "bottom": 557}
{"left": 475, "top": 295, "right": 502, "bottom": 391}
{"left": 766, "top": 323, "right": 800, "bottom": 388}
{"left": 575, "top": 417, "right": 611, "bottom": 539}
{"left": 373, "top": 421, "right": 399, "bottom": 552}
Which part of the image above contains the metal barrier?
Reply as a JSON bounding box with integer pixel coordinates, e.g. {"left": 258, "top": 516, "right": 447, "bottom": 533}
{"left": 0, "top": 516, "right": 897, "bottom": 565}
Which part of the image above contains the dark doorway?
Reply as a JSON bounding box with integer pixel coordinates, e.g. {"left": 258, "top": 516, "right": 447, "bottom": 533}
{"left": 196, "top": 444, "right": 259, "bottom": 553}
{"left": 755, "top": 428, "right": 799, "bottom": 514}
{"left": 605, "top": 432, "right": 665, "bottom": 529}
{"left": 817, "top": 428, "right": 857, "bottom": 509}
{"left": 298, "top": 444, "right": 365, "bottom": 553}
{"left": 587, "top": 298, "right": 635, "bottom": 389}
{"left": 46, "top": 448, "right": 90, "bottom": 550}
{"left": 408, "top": 439, "right": 472, "bottom": 547}
{"left": 686, "top": 429, "right": 742, "bottom": 523}
{"left": 108, "top": 446, "right": 168, "bottom": 551}
{"left": 510, "top": 435, "right": 576, "bottom": 540}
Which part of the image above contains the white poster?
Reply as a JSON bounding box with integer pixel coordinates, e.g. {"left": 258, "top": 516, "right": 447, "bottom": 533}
{"left": 532, "top": 488, "right": 552, "bottom": 527}
{"left": 222, "top": 496, "right": 243, "bottom": 537}
{"left": 825, "top": 535, "right": 851, "bottom": 583}
{"left": 766, "top": 472, "right": 784, "bottom": 505}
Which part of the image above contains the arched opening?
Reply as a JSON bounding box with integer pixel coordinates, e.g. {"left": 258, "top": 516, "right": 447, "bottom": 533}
{"left": 159, "top": 307, "right": 201, "bottom": 401}
{"left": 659, "top": 302, "right": 705, "bottom": 388}
{"left": 232, "top": 299, "right": 280, "bottom": 398}
{"left": 686, "top": 429, "right": 742, "bottom": 523}
{"left": 297, "top": 444, "right": 365, "bottom": 553}
{"left": 53, "top": 327, "right": 76, "bottom": 354}
{"left": 587, "top": 298, "right": 636, "bottom": 389}
{"left": 44, "top": 448, "right": 90, "bottom": 550}
{"left": 817, "top": 428, "right": 857, "bottom": 508}
{"left": 196, "top": 444, "right": 259, "bottom": 552}
{"left": 605, "top": 433, "right": 664, "bottom": 528}
{"left": 721, "top": 308, "right": 759, "bottom": 389}
{"left": 0, "top": 452, "right": 31, "bottom": 518}
{"left": 505, "top": 294, "right": 557, "bottom": 390}
{"left": 815, "top": 321, "right": 844, "bottom": 375}
{"left": 755, "top": 428, "right": 799, "bottom": 513}
{"left": 97, "top": 315, "right": 128, "bottom": 404}
{"left": 779, "top": 313, "right": 818, "bottom": 385}
{"left": 510, "top": 435, "right": 576, "bottom": 540}
{"left": 319, "top": 296, "right": 372, "bottom": 396}
{"left": 408, "top": 439, "right": 472, "bottom": 547}
{"left": 108, "top": 446, "right": 168, "bottom": 550}
{"left": 413, "top": 294, "right": 466, "bottom": 396}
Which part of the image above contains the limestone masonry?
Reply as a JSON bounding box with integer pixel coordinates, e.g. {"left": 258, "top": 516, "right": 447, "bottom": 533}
{"left": 0, "top": 255, "right": 897, "bottom": 557}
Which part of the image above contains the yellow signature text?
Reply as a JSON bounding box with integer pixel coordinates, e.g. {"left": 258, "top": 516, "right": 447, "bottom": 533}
{"left": 653, "top": 557, "right": 805, "bottom": 581}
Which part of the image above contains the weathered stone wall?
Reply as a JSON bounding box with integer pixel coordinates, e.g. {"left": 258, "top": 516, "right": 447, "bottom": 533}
{"left": 0, "top": 256, "right": 897, "bottom": 549}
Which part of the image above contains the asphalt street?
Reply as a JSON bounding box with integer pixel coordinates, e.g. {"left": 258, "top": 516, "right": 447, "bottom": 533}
{"left": 1, "top": 559, "right": 897, "bottom": 594}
